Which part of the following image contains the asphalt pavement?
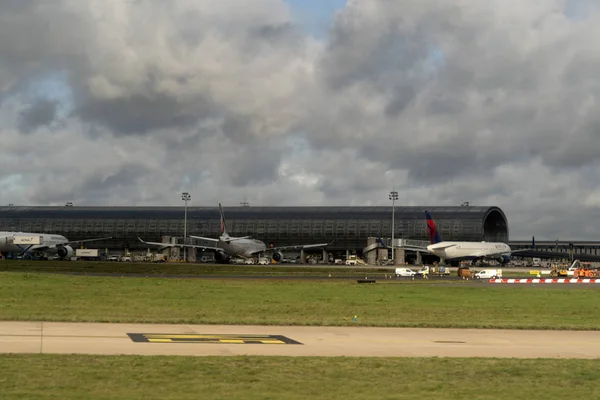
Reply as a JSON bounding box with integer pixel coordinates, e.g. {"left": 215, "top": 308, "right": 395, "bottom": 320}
{"left": 1, "top": 321, "right": 598, "bottom": 358}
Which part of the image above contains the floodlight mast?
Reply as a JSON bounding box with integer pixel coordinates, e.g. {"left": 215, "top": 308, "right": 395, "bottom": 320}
{"left": 389, "top": 190, "right": 398, "bottom": 264}
{"left": 182, "top": 192, "right": 191, "bottom": 262}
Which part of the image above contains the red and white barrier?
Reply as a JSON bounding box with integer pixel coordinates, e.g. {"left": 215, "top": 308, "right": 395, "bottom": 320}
{"left": 489, "top": 278, "right": 600, "bottom": 284}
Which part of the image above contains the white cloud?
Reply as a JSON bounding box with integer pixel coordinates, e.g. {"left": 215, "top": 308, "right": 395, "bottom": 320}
{"left": 2, "top": 0, "right": 600, "bottom": 239}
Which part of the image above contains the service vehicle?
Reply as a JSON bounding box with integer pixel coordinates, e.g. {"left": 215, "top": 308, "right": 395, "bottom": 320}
{"left": 76, "top": 249, "right": 99, "bottom": 258}
{"left": 474, "top": 269, "right": 502, "bottom": 279}
{"left": 412, "top": 265, "right": 450, "bottom": 277}
{"left": 395, "top": 268, "right": 416, "bottom": 277}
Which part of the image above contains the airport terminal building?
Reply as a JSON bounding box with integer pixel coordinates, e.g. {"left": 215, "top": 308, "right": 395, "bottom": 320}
{"left": 0, "top": 205, "right": 509, "bottom": 260}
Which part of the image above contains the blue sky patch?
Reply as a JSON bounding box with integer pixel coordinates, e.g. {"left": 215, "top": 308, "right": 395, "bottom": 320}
{"left": 284, "top": 0, "right": 347, "bottom": 38}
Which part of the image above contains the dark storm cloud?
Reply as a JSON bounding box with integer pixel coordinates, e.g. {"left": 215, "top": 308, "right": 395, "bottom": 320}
{"left": 384, "top": 83, "right": 416, "bottom": 118}
{"left": 221, "top": 113, "right": 255, "bottom": 143}
{"left": 79, "top": 164, "right": 148, "bottom": 193}
{"left": 251, "top": 22, "right": 297, "bottom": 43}
{"left": 26, "top": 161, "right": 155, "bottom": 206}
{"left": 17, "top": 98, "right": 58, "bottom": 133}
{"left": 0, "top": 0, "right": 37, "bottom": 13}
{"left": 74, "top": 93, "right": 211, "bottom": 136}
{"left": 0, "top": 0, "right": 89, "bottom": 92}
{"left": 426, "top": 94, "right": 466, "bottom": 115}
{"left": 229, "top": 143, "right": 285, "bottom": 186}
{"left": 317, "top": 168, "right": 384, "bottom": 198}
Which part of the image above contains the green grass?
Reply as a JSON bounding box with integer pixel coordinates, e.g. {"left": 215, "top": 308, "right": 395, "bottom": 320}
{"left": 0, "top": 260, "right": 536, "bottom": 277}
{"left": 0, "top": 260, "right": 396, "bottom": 276}
{"left": 1, "top": 354, "right": 599, "bottom": 399}
{"left": 2, "top": 272, "right": 600, "bottom": 329}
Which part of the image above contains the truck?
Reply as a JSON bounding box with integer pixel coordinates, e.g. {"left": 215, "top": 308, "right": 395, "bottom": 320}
{"left": 146, "top": 253, "right": 166, "bottom": 263}
{"left": 345, "top": 255, "right": 366, "bottom": 266}
{"left": 549, "top": 263, "right": 570, "bottom": 277}
{"left": 549, "top": 260, "right": 593, "bottom": 278}
{"left": 414, "top": 265, "right": 451, "bottom": 277}
{"left": 568, "top": 260, "right": 597, "bottom": 278}
{"left": 11, "top": 235, "right": 43, "bottom": 245}
{"left": 75, "top": 249, "right": 99, "bottom": 258}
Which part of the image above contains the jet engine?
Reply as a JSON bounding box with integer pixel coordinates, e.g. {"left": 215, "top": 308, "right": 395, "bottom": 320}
{"left": 214, "top": 251, "right": 230, "bottom": 264}
{"left": 56, "top": 245, "right": 74, "bottom": 259}
{"left": 272, "top": 251, "right": 284, "bottom": 262}
{"left": 497, "top": 255, "right": 511, "bottom": 265}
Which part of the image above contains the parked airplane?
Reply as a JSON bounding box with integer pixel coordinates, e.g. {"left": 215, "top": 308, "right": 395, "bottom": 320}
{"left": 139, "top": 203, "right": 330, "bottom": 263}
{"left": 408, "top": 211, "right": 600, "bottom": 265}
{"left": 0, "top": 232, "right": 111, "bottom": 259}
{"left": 423, "top": 210, "right": 519, "bottom": 265}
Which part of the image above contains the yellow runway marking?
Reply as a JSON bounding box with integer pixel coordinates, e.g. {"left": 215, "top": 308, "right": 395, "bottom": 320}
{"left": 127, "top": 333, "right": 302, "bottom": 345}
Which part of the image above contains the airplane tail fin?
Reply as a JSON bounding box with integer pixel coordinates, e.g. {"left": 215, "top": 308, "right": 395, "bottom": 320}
{"left": 218, "top": 203, "right": 230, "bottom": 238}
{"left": 425, "top": 210, "right": 442, "bottom": 244}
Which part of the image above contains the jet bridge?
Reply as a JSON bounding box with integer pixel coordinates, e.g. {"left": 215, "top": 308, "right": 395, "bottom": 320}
{"left": 363, "top": 237, "right": 430, "bottom": 265}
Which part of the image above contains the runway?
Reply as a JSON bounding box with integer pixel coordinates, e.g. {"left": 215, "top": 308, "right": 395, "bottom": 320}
{"left": 1, "top": 321, "right": 599, "bottom": 359}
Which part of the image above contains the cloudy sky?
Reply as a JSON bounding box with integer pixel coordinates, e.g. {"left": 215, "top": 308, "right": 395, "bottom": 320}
{"left": 1, "top": 0, "right": 600, "bottom": 240}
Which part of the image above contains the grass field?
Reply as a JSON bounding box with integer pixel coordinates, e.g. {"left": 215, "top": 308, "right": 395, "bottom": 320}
{"left": 0, "top": 260, "right": 535, "bottom": 277}
{"left": 1, "top": 354, "right": 599, "bottom": 399}
{"left": 2, "top": 272, "right": 600, "bottom": 329}
{"left": 0, "top": 260, "right": 397, "bottom": 276}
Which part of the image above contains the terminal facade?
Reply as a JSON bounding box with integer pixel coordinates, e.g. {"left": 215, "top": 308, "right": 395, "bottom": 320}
{"left": 0, "top": 205, "right": 509, "bottom": 262}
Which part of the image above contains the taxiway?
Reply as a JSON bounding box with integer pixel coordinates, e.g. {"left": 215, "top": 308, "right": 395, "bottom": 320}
{"left": 1, "top": 321, "right": 598, "bottom": 359}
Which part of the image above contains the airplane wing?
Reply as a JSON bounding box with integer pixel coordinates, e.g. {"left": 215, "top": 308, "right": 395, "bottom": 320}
{"left": 264, "top": 242, "right": 331, "bottom": 252}
{"left": 430, "top": 244, "right": 456, "bottom": 250}
{"left": 188, "top": 235, "right": 219, "bottom": 243}
{"left": 510, "top": 248, "right": 537, "bottom": 254}
{"left": 416, "top": 244, "right": 454, "bottom": 253}
{"left": 62, "top": 236, "right": 113, "bottom": 246}
{"left": 138, "top": 237, "right": 220, "bottom": 251}
{"left": 189, "top": 235, "right": 252, "bottom": 242}
{"left": 428, "top": 246, "right": 600, "bottom": 262}
{"left": 472, "top": 250, "right": 506, "bottom": 258}
{"left": 509, "top": 249, "right": 600, "bottom": 262}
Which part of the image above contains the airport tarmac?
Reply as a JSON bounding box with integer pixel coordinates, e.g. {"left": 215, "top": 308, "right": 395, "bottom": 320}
{"left": 1, "top": 321, "right": 599, "bottom": 359}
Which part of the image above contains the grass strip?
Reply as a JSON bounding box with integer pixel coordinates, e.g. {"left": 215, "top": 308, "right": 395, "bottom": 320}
{"left": 0, "top": 354, "right": 598, "bottom": 400}
{"left": 0, "top": 260, "right": 535, "bottom": 278}
{"left": 0, "top": 260, "right": 395, "bottom": 276}
{"left": 1, "top": 272, "right": 599, "bottom": 329}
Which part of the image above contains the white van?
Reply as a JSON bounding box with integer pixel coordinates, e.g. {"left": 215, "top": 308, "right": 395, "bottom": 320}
{"left": 395, "top": 268, "right": 416, "bottom": 277}
{"left": 474, "top": 269, "right": 502, "bottom": 279}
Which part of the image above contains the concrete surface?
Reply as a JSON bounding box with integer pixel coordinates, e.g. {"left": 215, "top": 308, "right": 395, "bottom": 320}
{"left": 0, "top": 321, "right": 599, "bottom": 358}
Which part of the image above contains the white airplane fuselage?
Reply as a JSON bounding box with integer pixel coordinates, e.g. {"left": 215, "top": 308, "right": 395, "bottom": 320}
{"left": 218, "top": 236, "right": 267, "bottom": 258}
{"left": 180, "top": 202, "right": 328, "bottom": 263}
{"left": 426, "top": 241, "right": 511, "bottom": 260}
{"left": 0, "top": 231, "right": 69, "bottom": 254}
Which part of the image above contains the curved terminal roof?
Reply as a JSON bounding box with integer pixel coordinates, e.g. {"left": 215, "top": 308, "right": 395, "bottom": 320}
{"left": 0, "top": 205, "right": 509, "bottom": 245}
{"left": 0, "top": 205, "right": 505, "bottom": 221}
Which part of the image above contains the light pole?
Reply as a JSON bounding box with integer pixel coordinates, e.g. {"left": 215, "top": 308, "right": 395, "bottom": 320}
{"left": 389, "top": 190, "right": 398, "bottom": 264}
{"left": 182, "top": 192, "right": 191, "bottom": 262}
